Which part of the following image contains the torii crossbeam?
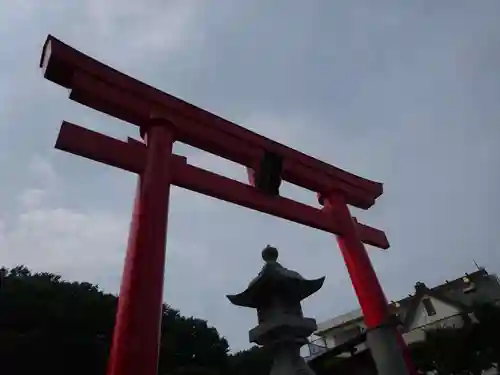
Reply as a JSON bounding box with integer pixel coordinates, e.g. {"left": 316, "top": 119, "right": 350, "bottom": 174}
{"left": 40, "top": 35, "right": 414, "bottom": 375}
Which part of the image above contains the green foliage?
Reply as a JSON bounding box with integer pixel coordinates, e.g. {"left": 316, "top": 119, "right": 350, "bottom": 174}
{"left": 228, "top": 345, "right": 274, "bottom": 375}
{"left": 171, "top": 365, "right": 222, "bottom": 375}
{"left": 0, "top": 266, "right": 229, "bottom": 375}
{"left": 409, "top": 303, "right": 500, "bottom": 375}
{"left": 469, "top": 302, "right": 500, "bottom": 369}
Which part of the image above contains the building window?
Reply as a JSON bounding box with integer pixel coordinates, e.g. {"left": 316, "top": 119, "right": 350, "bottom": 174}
{"left": 422, "top": 298, "right": 436, "bottom": 316}
{"left": 463, "top": 283, "right": 476, "bottom": 293}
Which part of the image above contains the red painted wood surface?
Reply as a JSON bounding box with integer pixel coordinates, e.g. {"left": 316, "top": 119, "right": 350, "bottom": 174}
{"left": 321, "top": 193, "right": 390, "bottom": 328}
{"left": 40, "top": 35, "right": 382, "bottom": 209}
{"left": 107, "top": 124, "right": 174, "bottom": 375}
{"left": 55, "top": 122, "right": 389, "bottom": 249}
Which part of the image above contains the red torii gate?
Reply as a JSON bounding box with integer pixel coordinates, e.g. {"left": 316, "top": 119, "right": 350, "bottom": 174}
{"left": 40, "top": 35, "right": 414, "bottom": 375}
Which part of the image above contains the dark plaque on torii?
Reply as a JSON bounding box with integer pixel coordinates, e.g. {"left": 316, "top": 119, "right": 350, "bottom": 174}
{"left": 227, "top": 246, "right": 325, "bottom": 375}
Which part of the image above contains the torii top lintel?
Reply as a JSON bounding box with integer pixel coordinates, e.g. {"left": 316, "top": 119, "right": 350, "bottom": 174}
{"left": 40, "top": 35, "right": 382, "bottom": 210}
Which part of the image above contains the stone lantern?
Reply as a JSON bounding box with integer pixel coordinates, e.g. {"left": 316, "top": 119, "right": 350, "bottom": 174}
{"left": 227, "top": 245, "right": 325, "bottom": 375}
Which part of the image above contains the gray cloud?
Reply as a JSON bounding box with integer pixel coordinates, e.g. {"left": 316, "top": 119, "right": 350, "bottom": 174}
{"left": 1, "top": 0, "right": 499, "bottom": 351}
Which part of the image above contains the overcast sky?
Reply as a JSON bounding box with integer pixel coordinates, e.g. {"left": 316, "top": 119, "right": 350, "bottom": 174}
{"left": 1, "top": 1, "right": 499, "bottom": 351}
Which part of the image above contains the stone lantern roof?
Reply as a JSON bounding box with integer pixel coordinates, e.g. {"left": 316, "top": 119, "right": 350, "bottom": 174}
{"left": 226, "top": 245, "right": 325, "bottom": 308}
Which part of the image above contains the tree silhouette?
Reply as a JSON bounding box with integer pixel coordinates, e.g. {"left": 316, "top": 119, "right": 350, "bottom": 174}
{"left": 0, "top": 266, "right": 229, "bottom": 375}
{"left": 409, "top": 303, "right": 500, "bottom": 375}
{"left": 3, "top": 265, "right": 498, "bottom": 375}
{"left": 228, "top": 345, "right": 274, "bottom": 375}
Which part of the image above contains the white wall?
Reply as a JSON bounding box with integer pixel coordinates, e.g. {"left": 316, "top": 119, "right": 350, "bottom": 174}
{"left": 408, "top": 297, "right": 462, "bottom": 331}
{"left": 324, "top": 333, "right": 336, "bottom": 348}
{"left": 402, "top": 329, "right": 426, "bottom": 345}
{"left": 319, "top": 322, "right": 365, "bottom": 348}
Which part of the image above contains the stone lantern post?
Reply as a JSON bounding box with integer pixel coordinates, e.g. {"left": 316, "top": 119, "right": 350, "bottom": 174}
{"left": 227, "top": 246, "right": 325, "bottom": 375}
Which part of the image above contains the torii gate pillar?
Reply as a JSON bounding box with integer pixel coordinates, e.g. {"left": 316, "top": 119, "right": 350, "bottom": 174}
{"left": 107, "top": 121, "right": 174, "bottom": 375}
{"left": 321, "top": 193, "right": 414, "bottom": 375}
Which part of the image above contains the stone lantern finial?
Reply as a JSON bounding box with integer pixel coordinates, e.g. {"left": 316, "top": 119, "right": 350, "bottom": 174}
{"left": 262, "top": 245, "right": 279, "bottom": 263}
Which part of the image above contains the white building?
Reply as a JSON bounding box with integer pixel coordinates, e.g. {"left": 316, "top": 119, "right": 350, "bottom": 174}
{"left": 301, "top": 268, "right": 500, "bottom": 362}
